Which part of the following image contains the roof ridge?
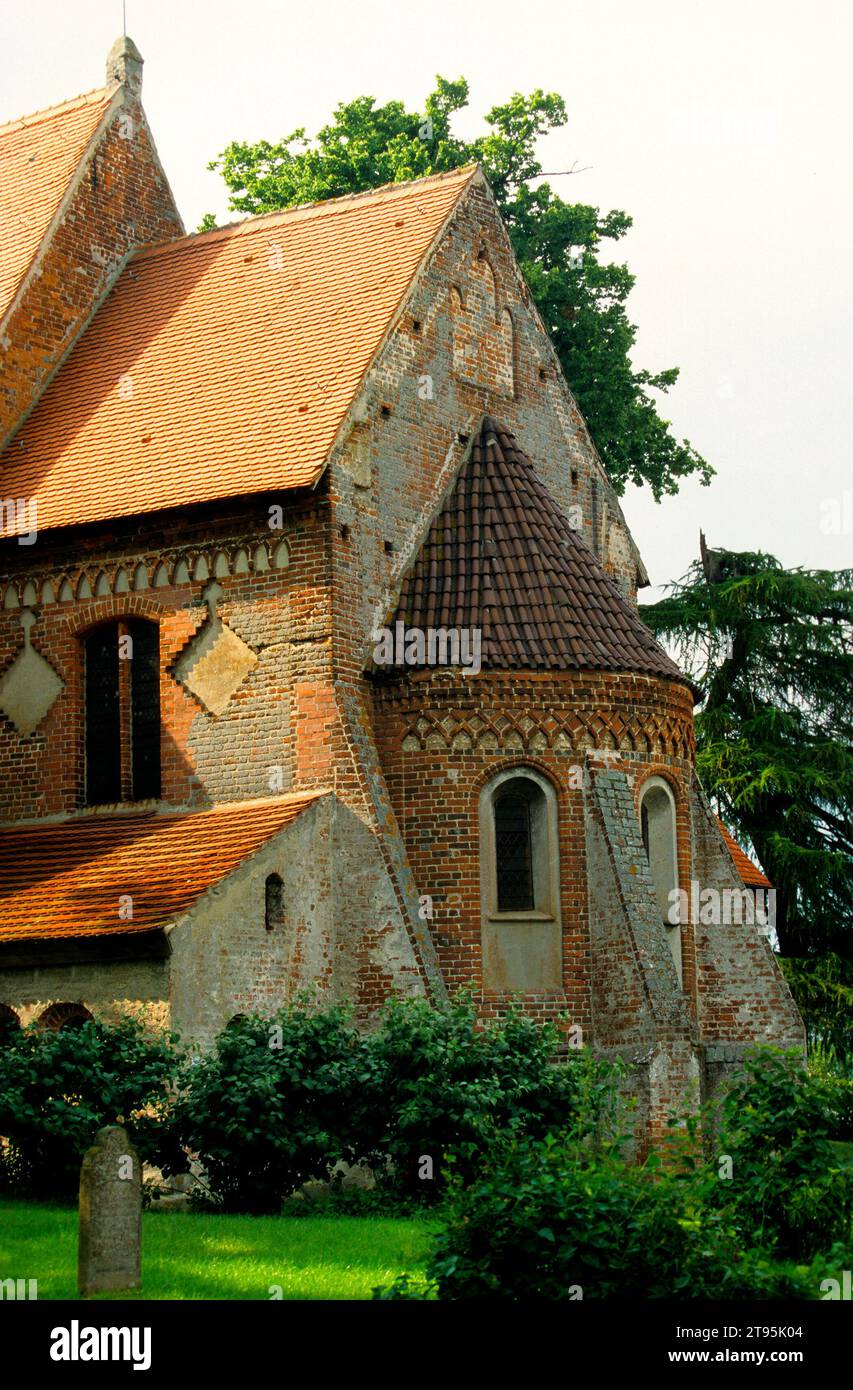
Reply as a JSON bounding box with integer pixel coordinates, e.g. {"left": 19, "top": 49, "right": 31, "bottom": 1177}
{"left": 131, "top": 162, "right": 480, "bottom": 265}
{"left": 0, "top": 789, "right": 330, "bottom": 832}
{"left": 0, "top": 85, "right": 111, "bottom": 138}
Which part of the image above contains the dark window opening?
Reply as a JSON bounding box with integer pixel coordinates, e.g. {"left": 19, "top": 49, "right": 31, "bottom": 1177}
{"left": 129, "top": 618, "right": 161, "bottom": 800}
{"left": 85, "top": 623, "right": 121, "bottom": 804}
{"left": 38, "top": 1002, "right": 94, "bottom": 1032}
{"left": 84, "top": 618, "right": 160, "bottom": 805}
{"left": 495, "top": 793, "right": 535, "bottom": 911}
{"left": 265, "top": 874, "right": 284, "bottom": 932}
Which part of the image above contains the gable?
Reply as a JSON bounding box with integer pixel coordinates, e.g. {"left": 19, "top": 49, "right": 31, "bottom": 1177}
{"left": 0, "top": 165, "right": 477, "bottom": 536}
{"left": 0, "top": 87, "right": 112, "bottom": 325}
{"left": 0, "top": 40, "right": 184, "bottom": 454}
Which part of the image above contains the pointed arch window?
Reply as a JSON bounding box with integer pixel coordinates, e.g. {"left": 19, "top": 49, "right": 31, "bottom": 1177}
{"left": 84, "top": 618, "right": 161, "bottom": 805}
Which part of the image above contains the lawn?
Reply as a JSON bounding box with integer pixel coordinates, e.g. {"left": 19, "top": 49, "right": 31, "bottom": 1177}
{"left": 0, "top": 1199, "right": 435, "bottom": 1300}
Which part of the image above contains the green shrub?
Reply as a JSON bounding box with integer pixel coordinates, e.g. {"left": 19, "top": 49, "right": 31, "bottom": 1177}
{"left": 0, "top": 1017, "right": 181, "bottom": 1198}
{"left": 422, "top": 1133, "right": 814, "bottom": 1300}
{"left": 164, "top": 1007, "right": 374, "bottom": 1213}
{"left": 361, "top": 994, "right": 619, "bottom": 1202}
{"left": 165, "top": 996, "right": 612, "bottom": 1213}
{"left": 710, "top": 1047, "right": 853, "bottom": 1258}
{"left": 808, "top": 1041, "right": 853, "bottom": 1140}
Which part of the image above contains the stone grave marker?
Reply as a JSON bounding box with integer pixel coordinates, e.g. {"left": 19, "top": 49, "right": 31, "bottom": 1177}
{"left": 78, "top": 1124, "right": 141, "bottom": 1296}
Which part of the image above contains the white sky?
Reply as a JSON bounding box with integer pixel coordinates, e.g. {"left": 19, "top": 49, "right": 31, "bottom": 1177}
{"left": 2, "top": 0, "right": 851, "bottom": 594}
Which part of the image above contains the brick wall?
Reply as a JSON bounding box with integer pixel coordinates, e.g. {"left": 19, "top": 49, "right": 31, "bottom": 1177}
{"left": 372, "top": 667, "right": 696, "bottom": 1032}
{"left": 326, "top": 175, "right": 644, "bottom": 699}
{"left": 0, "top": 494, "right": 333, "bottom": 819}
{"left": 690, "top": 773, "right": 805, "bottom": 1098}
{"left": 0, "top": 85, "right": 182, "bottom": 449}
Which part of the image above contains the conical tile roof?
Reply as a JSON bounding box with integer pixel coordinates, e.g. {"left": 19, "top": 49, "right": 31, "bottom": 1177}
{"left": 387, "top": 416, "right": 689, "bottom": 684}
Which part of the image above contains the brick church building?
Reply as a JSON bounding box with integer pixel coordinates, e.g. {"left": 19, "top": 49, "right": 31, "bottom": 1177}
{"left": 0, "top": 38, "right": 802, "bottom": 1146}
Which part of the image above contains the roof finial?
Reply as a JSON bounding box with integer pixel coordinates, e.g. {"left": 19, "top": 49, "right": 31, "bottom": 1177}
{"left": 106, "top": 34, "right": 143, "bottom": 96}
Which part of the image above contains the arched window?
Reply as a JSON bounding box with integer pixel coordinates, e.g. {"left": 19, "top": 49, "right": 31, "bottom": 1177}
{"left": 478, "top": 768, "right": 562, "bottom": 990}
{"left": 639, "top": 777, "right": 682, "bottom": 984}
{"left": 265, "top": 874, "right": 284, "bottom": 932}
{"left": 495, "top": 789, "right": 535, "bottom": 911}
{"left": 38, "top": 1002, "right": 94, "bottom": 1032}
{"left": 84, "top": 617, "right": 160, "bottom": 804}
{"left": 482, "top": 771, "right": 558, "bottom": 917}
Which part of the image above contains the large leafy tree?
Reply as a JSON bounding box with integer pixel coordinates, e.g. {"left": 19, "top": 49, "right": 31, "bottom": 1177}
{"left": 202, "top": 78, "right": 711, "bottom": 500}
{"left": 642, "top": 541, "right": 853, "bottom": 971}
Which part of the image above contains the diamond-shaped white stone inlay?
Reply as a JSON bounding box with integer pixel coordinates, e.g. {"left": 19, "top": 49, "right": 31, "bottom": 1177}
{"left": 0, "top": 610, "right": 64, "bottom": 735}
{"left": 173, "top": 582, "right": 258, "bottom": 716}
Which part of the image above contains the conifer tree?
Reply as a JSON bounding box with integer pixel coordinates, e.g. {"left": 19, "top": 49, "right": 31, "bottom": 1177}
{"left": 642, "top": 540, "right": 853, "bottom": 969}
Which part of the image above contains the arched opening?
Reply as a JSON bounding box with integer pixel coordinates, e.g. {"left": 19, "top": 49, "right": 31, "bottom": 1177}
{"left": 265, "top": 874, "right": 284, "bottom": 932}
{"left": 83, "top": 617, "right": 161, "bottom": 805}
{"left": 639, "top": 776, "right": 682, "bottom": 984}
{"left": 479, "top": 768, "right": 562, "bottom": 990}
{"left": 495, "top": 786, "right": 536, "bottom": 911}
{"left": 38, "top": 1002, "right": 94, "bottom": 1032}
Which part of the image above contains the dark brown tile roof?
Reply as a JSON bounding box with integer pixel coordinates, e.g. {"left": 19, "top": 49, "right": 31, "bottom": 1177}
{"left": 385, "top": 416, "right": 690, "bottom": 683}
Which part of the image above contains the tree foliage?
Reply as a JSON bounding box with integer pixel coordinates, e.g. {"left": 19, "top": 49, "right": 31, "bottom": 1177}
{"left": 0, "top": 1017, "right": 181, "bottom": 1198}
{"left": 203, "top": 77, "right": 711, "bottom": 500}
{"left": 642, "top": 545, "right": 853, "bottom": 963}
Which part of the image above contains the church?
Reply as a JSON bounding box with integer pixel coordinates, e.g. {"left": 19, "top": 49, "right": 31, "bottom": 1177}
{"left": 0, "top": 38, "right": 803, "bottom": 1150}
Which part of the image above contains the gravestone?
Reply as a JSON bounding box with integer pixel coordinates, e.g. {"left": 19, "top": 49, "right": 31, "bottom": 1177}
{"left": 78, "top": 1125, "right": 141, "bottom": 1296}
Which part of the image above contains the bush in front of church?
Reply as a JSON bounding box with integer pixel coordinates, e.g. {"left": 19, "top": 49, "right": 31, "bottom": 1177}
{"left": 707, "top": 1047, "right": 853, "bottom": 1259}
{"left": 161, "top": 1006, "right": 375, "bottom": 1214}
{"left": 360, "top": 993, "right": 620, "bottom": 1204}
{"left": 421, "top": 1132, "right": 814, "bottom": 1300}
{"left": 0, "top": 1016, "right": 182, "bottom": 1199}
{"left": 161, "top": 996, "right": 614, "bottom": 1213}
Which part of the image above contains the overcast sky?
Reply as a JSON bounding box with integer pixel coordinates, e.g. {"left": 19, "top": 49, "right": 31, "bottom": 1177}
{"left": 2, "top": 0, "right": 851, "bottom": 593}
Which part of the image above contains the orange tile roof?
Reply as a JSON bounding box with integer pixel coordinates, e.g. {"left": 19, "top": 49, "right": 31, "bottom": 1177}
{"left": 0, "top": 87, "right": 112, "bottom": 324}
{"left": 717, "top": 818, "right": 772, "bottom": 889}
{"left": 0, "top": 793, "right": 325, "bottom": 943}
{"left": 0, "top": 164, "right": 478, "bottom": 535}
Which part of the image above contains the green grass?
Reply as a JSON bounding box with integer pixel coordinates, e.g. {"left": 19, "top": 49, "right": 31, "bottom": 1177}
{"left": 0, "top": 1199, "right": 435, "bottom": 1300}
